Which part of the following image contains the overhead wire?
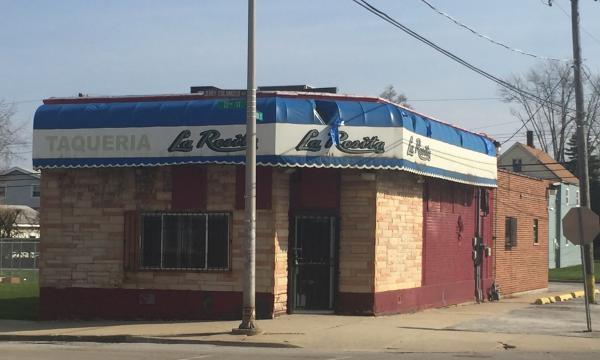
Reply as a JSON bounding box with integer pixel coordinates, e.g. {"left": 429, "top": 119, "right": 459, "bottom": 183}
{"left": 408, "top": 97, "right": 502, "bottom": 102}
{"left": 551, "top": 0, "right": 600, "bottom": 48}
{"left": 418, "top": 0, "right": 569, "bottom": 62}
{"left": 352, "top": 0, "right": 575, "bottom": 113}
{"left": 499, "top": 73, "right": 569, "bottom": 145}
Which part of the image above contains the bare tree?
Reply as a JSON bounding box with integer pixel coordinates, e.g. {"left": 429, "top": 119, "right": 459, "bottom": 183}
{"left": 0, "top": 100, "right": 25, "bottom": 169}
{"left": 500, "top": 61, "right": 600, "bottom": 163}
{"left": 0, "top": 208, "right": 22, "bottom": 238}
{"left": 380, "top": 85, "right": 411, "bottom": 109}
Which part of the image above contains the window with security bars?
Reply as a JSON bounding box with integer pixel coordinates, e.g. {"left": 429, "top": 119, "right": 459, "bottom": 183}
{"left": 140, "top": 212, "right": 229, "bottom": 270}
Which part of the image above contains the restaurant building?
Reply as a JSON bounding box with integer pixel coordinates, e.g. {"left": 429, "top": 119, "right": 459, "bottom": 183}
{"left": 33, "top": 90, "right": 497, "bottom": 319}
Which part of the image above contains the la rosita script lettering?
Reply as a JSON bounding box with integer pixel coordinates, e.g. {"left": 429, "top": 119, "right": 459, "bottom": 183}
{"left": 168, "top": 130, "right": 247, "bottom": 153}
{"left": 295, "top": 129, "right": 385, "bottom": 154}
{"left": 406, "top": 136, "right": 431, "bottom": 161}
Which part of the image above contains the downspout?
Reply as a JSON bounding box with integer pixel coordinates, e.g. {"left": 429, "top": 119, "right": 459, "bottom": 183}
{"left": 473, "top": 188, "right": 483, "bottom": 303}
{"left": 490, "top": 141, "right": 501, "bottom": 301}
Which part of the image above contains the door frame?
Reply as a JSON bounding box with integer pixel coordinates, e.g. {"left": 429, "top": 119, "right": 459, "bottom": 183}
{"left": 287, "top": 210, "right": 339, "bottom": 313}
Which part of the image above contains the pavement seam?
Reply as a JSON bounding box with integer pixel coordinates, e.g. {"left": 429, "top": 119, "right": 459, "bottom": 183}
{"left": 0, "top": 334, "right": 301, "bottom": 348}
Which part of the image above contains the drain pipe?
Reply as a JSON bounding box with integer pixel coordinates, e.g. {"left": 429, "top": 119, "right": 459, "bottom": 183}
{"left": 474, "top": 188, "right": 483, "bottom": 303}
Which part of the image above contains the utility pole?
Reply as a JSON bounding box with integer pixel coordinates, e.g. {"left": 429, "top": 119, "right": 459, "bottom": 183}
{"left": 570, "top": 0, "right": 596, "bottom": 304}
{"left": 234, "top": 0, "right": 262, "bottom": 336}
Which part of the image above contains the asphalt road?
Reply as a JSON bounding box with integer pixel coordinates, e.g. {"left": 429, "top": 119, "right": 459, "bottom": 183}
{"left": 0, "top": 342, "right": 598, "bottom": 360}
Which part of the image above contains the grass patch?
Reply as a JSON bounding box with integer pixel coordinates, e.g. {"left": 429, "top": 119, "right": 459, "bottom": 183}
{"left": 548, "top": 260, "right": 600, "bottom": 282}
{"left": 0, "top": 270, "right": 39, "bottom": 320}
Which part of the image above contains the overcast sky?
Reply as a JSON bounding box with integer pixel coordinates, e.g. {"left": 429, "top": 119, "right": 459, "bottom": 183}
{"left": 2, "top": 0, "right": 600, "bottom": 170}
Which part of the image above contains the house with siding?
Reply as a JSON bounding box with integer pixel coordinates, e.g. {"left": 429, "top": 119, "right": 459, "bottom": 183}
{"left": 498, "top": 136, "right": 580, "bottom": 269}
{"left": 32, "top": 90, "right": 498, "bottom": 320}
{"left": 0, "top": 167, "right": 40, "bottom": 210}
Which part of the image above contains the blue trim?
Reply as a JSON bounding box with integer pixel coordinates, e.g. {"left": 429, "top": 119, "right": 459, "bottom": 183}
{"left": 33, "top": 155, "right": 496, "bottom": 186}
{"left": 33, "top": 96, "right": 496, "bottom": 156}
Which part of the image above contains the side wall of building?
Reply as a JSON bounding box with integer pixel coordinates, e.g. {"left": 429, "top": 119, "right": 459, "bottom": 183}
{"left": 371, "top": 171, "right": 423, "bottom": 314}
{"left": 39, "top": 165, "right": 289, "bottom": 320}
{"left": 498, "top": 146, "right": 556, "bottom": 180}
{"left": 0, "top": 171, "right": 40, "bottom": 209}
{"left": 552, "top": 182, "right": 582, "bottom": 268}
{"left": 495, "top": 170, "right": 548, "bottom": 295}
{"left": 336, "top": 171, "right": 377, "bottom": 314}
{"left": 420, "top": 178, "right": 493, "bottom": 310}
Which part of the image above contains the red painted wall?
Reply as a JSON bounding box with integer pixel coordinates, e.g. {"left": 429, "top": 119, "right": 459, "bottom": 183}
{"left": 171, "top": 165, "right": 207, "bottom": 210}
{"left": 422, "top": 178, "right": 493, "bottom": 303}
{"left": 235, "top": 166, "right": 273, "bottom": 209}
{"left": 290, "top": 168, "right": 340, "bottom": 211}
{"left": 40, "top": 287, "right": 274, "bottom": 320}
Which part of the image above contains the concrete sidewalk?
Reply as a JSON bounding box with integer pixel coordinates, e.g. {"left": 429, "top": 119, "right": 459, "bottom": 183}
{"left": 0, "top": 283, "right": 598, "bottom": 353}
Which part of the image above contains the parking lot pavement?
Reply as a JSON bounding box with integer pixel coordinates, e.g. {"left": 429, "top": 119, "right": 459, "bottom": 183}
{"left": 548, "top": 282, "right": 588, "bottom": 294}
{"left": 448, "top": 296, "right": 600, "bottom": 337}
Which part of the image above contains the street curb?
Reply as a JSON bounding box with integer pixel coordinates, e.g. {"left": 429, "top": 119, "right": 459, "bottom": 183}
{"left": 534, "top": 288, "right": 600, "bottom": 305}
{"left": 554, "top": 293, "right": 574, "bottom": 302}
{"left": 0, "top": 334, "right": 300, "bottom": 348}
{"left": 571, "top": 290, "right": 585, "bottom": 298}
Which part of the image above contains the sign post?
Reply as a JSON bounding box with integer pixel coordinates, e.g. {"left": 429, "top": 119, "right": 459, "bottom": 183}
{"left": 562, "top": 206, "right": 600, "bottom": 332}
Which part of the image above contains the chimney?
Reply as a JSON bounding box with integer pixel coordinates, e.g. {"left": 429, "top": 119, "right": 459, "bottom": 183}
{"left": 526, "top": 130, "right": 534, "bottom": 148}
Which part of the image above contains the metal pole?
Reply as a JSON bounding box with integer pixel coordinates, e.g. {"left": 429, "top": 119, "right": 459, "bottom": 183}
{"left": 570, "top": 0, "right": 596, "bottom": 305}
{"left": 236, "top": 0, "right": 261, "bottom": 335}
{"left": 577, "top": 208, "right": 592, "bottom": 331}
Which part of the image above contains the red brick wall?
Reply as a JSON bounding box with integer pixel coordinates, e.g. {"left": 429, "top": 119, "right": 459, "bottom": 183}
{"left": 494, "top": 169, "right": 548, "bottom": 295}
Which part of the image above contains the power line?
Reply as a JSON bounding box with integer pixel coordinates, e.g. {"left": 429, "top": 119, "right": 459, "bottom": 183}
{"left": 352, "top": 0, "right": 574, "bottom": 113}
{"left": 408, "top": 97, "right": 502, "bottom": 102}
{"left": 500, "top": 74, "right": 569, "bottom": 145}
{"left": 419, "top": 0, "right": 569, "bottom": 62}
{"left": 498, "top": 161, "right": 570, "bottom": 167}
{"left": 471, "top": 120, "right": 524, "bottom": 131}
{"left": 7, "top": 99, "right": 44, "bottom": 105}
{"left": 550, "top": 0, "right": 600, "bottom": 48}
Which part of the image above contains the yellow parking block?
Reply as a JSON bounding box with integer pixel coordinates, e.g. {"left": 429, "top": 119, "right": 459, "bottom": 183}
{"left": 554, "top": 294, "right": 573, "bottom": 302}
{"left": 548, "top": 296, "right": 556, "bottom": 303}
{"left": 571, "top": 290, "right": 585, "bottom": 298}
{"left": 534, "top": 297, "right": 552, "bottom": 305}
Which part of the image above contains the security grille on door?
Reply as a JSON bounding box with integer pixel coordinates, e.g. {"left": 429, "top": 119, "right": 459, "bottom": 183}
{"left": 292, "top": 215, "right": 336, "bottom": 311}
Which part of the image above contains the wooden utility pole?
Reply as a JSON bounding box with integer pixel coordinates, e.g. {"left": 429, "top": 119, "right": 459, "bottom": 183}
{"left": 570, "top": 0, "right": 596, "bottom": 304}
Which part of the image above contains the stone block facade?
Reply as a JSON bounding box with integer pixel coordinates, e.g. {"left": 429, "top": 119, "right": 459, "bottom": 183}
{"left": 374, "top": 171, "right": 423, "bottom": 293}
{"left": 39, "top": 163, "right": 494, "bottom": 319}
{"left": 39, "top": 165, "right": 289, "bottom": 319}
{"left": 339, "top": 171, "right": 376, "bottom": 294}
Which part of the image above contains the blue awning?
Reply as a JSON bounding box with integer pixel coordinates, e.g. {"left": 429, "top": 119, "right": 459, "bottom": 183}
{"left": 33, "top": 94, "right": 497, "bottom": 186}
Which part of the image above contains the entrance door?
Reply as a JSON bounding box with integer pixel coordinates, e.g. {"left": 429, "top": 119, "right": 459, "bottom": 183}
{"left": 291, "top": 215, "right": 336, "bottom": 312}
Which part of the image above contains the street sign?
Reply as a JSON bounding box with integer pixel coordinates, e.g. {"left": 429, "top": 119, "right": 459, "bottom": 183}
{"left": 562, "top": 207, "right": 600, "bottom": 245}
